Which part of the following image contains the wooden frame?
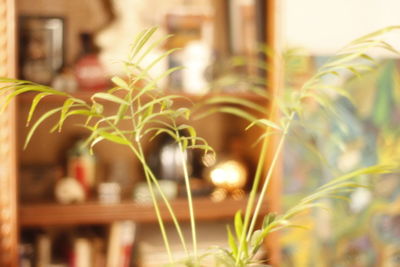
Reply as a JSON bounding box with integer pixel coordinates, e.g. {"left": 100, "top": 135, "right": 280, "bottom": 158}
{"left": 0, "top": 0, "right": 17, "bottom": 266}
{"left": 264, "top": 0, "right": 282, "bottom": 265}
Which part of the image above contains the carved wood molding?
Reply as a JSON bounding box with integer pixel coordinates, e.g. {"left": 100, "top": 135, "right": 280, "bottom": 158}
{"left": 0, "top": 0, "right": 17, "bottom": 266}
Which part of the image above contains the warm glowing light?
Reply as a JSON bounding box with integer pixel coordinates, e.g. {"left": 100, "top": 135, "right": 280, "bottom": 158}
{"left": 209, "top": 160, "right": 247, "bottom": 190}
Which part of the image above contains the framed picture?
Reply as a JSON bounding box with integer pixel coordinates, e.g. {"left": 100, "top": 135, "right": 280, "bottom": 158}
{"left": 19, "top": 16, "right": 65, "bottom": 85}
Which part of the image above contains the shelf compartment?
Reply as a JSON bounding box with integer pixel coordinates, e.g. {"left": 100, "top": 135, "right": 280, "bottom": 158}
{"left": 20, "top": 197, "right": 269, "bottom": 226}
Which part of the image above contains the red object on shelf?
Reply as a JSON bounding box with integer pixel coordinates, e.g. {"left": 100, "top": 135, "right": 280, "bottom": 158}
{"left": 74, "top": 33, "right": 109, "bottom": 91}
{"left": 67, "top": 139, "right": 96, "bottom": 198}
{"left": 71, "top": 158, "right": 88, "bottom": 195}
{"left": 74, "top": 54, "right": 109, "bottom": 91}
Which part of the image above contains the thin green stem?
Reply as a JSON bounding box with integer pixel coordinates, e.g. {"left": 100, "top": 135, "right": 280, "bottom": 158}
{"left": 235, "top": 136, "right": 269, "bottom": 264}
{"left": 126, "top": 84, "right": 175, "bottom": 262}
{"left": 139, "top": 155, "right": 190, "bottom": 256}
{"left": 246, "top": 112, "right": 295, "bottom": 241}
{"left": 176, "top": 131, "right": 198, "bottom": 262}
{"left": 137, "top": 144, "right": 174, "bottom": 263}
{"left": 104, "top": 119, "right": 189, "bottom": 259}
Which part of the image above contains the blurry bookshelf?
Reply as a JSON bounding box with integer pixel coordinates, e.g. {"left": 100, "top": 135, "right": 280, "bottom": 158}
{"left": 11, "top": 0, "right": 277, "bottom": 265}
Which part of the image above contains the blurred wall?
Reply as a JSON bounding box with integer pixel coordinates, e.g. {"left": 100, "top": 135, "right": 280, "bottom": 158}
{"left": 283, "top": 0, "right": 400, "bottom": 54}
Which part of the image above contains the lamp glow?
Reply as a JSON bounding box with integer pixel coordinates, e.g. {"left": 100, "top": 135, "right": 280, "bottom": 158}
{"left": 209, "top": 160, "right": 247, "bottom": 191}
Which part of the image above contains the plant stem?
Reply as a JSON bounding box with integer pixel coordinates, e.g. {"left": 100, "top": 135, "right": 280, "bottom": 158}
{"left": 235, "top": 136, "right": 269, "bottom": 264}
{"left": 246, "top": 112, "right": 294, "bottom": 241}
{"left": 104, "top": 120, "right": 189, "bottom": 259}
{"left": 137, "top": 144, "right": 174, "bottom": 263}
{"left": 126, "top": 86, "right": 184, "bottom": 262}
{"left": 139, "top": 155, "right": 190, "bottom": 256}
{"left": 177, "top": 133, "right": 198, "bottom": 262}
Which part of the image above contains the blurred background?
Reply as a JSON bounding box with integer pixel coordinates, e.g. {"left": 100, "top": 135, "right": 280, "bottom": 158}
{"left": 7, "top": 0, "right": 400, "bottom": 266}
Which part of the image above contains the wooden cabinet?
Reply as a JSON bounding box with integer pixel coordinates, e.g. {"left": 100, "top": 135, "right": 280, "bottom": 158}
{"left": 0, "top": 0, "right": 281, "bottom": 265}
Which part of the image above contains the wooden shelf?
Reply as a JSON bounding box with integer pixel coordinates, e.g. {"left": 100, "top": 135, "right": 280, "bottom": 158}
{"left": 17, "top": 90, "right": 267, "bottom": 105}
{"left": 19, "top": 197, "right": 269, "bottom": 227}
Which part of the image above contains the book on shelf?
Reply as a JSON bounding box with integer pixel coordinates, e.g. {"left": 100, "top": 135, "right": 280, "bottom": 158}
{"left": 106, "top": 221, "right": 137, "bottom": 267}
{"left": 69, "top": 235, "right": 108, "bottom": 267}
{"left": 71, "top": 238, "right": 91, "bottom": 267}
{"left": 36, "top": 234, "right": 51, "bottom": 267}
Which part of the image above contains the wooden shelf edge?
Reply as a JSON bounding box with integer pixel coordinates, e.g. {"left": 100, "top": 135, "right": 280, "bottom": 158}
{"left": 19, "top": 197, "right": 269, "bottom": 226}
{"left": 17, "top": 90, "right": 268, "bottom": 105}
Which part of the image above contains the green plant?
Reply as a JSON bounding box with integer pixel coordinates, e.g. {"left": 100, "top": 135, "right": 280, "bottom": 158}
{"left": 1, "top": 26, "right": 399, "bottom": 266}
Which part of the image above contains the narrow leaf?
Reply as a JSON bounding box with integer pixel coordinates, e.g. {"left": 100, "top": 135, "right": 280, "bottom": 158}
{"left": 24, "top": 107, "right": 63, "bottom": 149}
{"left": 227, "top": 226, "right": 238, "bottom": 257}
{"left": 91, "top": 92, "right": 129, "bottom": 105}
{"left": 27, "top": 92, "right": 53, "bottom": 125}
{"left": 246, "top": 118, "right": 282, "bottom": 131}
{"left": 111, "top": 76, "right": 129, "bottom": 90}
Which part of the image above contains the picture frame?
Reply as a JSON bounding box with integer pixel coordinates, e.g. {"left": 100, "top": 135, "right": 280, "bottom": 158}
{"left": 18, "top": 16, "right": 65, "bottom": 85}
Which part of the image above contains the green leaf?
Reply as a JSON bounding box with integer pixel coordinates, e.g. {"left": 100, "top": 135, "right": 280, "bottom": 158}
{"left": 180, "top": 136, "right": 189, "bottom": 151}
{"left": 136, "top": 33, "right": 173, "bottom": 66}
{"left": 186, "top": 144, "right": 215, "bottom": 155}
{"left": 178, "top": 124, "right": 197, "bottom": 146}
{"left": 175, "top": 107, "right": 191, "bottom": 120}
{"left": 227, "top": 226, "right": 238, "bottom": 257}
{"left": 345, "top": 26, "right": 400, "bottom": 46}
{"left": 115, "top": 101, "right": 130, "bottom": 124}
{"left": 136, "top": 109, "right": 176, "bottom": 129}
{"left": 26, "top": 92, "right": 53, "bottom": 125}
{"left": 58, "top": 98, "right": 76, "bottom": 132}
{"left": 89, "top": 130, "right": 133, "bottom": 150}
{"left": 142, "top": 119, "right": 173, "bottom": 130}
{"left": 91, "top": 92, "right": 129, "bottom": 105}
{"left": 24, "top": 107, "right": 63, "bottom": 149}
{"left": 161, "top": 98, "right": 173, "bottom": 110}
{"left": 0, "top": 77, "right": 31, "bottom": 84}
{"left": 130, "top": 48, "right": 182, "bottom": 88}
{"left": 245, "top": 118, "right": 282, "bottom": 131}
{"left": 251, "top": 131, "right": 277, "bottom": 148}
{"left": 90, "top": 136, "right": 105, "bottom": 150}
{"left": 316, "top": 84, "right": 354, "bottom": 104}
{"left": 321, "top": 164, "right": 396, "bottom": 189}
{"left": 111, "top": 76, "right": 129, "bottom": 90}
{"left": 107, "top": 86, "right": 124, "bottom": 94}
{"left": 378, "top": 40, "right": 400, "bottom": 56}
{"left": 134, "top": 95, "right": 185, "bottom": 116}
{"left": 150, "top": 128, "right": 177, "bottom": 142}
{"left": 129, "top": 26, "right": 158, "bottom": 60}
{"left": 196, "top": 106, "right": 258, "bottom": 123}
{"left": 249, "top": 229, "right": 263, "bottom": 252}
{"left": 66, "top": 109, "right": 99, "bottom": 118}
{"left": 1, "top": 85, "right": 66, "bottom": 113}
{"left": 262, "top": 213, "right": 277, "bottom": 229}
{"left": 97, "top": 130, "right": 131, "bottom": 146}
{"left": 234, "top": 211, "right": 243, "bottom": 239}
{"left": 135, "top": 65, "right": 183, "bottom": 100}
{"left": 203, "top": 96, "right": 267, "bottom": 115}
{"left": 284, "top": 203, "right": 327, "bottom": 219}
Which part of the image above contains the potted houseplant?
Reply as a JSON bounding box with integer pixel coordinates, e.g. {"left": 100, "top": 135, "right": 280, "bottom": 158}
{"left": 1, "top": 26, "right": 399, "bottom": 266}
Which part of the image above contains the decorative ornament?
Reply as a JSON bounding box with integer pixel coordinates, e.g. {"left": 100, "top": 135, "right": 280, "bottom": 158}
{"left": 55, "top": 177, "right": 85, "bottom": 204}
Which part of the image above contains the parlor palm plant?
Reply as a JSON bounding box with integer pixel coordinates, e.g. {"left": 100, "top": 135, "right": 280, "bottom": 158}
{"left": 1, "top": 26, "right": 399, "bottom": 266}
